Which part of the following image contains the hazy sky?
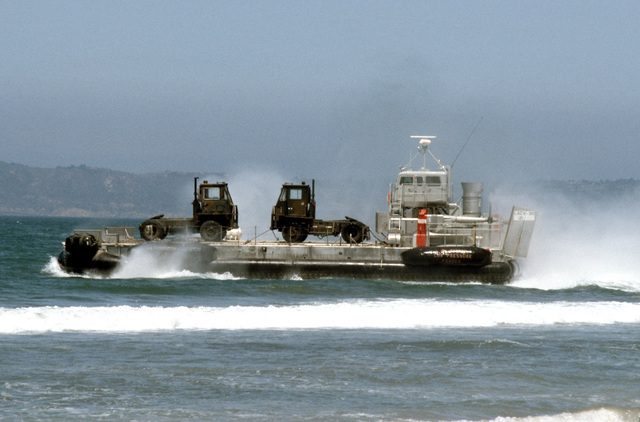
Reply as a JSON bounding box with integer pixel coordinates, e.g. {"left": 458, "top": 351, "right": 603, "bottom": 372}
{"left": 2, "top": 0, "right": 640, "bottom": 188}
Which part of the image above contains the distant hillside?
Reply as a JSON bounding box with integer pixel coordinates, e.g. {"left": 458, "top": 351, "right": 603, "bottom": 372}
{"left": 0, "top": 162, "right": 222, "bottom": 218}
{"left": 536, "top": 179, "right": 640, "bottom": 201}
{"left": 1, "top": 161, "right": 638, "bottom": 217}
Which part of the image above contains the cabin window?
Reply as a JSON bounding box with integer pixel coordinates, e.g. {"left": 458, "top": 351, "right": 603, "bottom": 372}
{"left": 400, "top": 175, "right": 426, "bottom": 185}
{"left": 288, "top": 188, "right": 303, "bottom": 200}
{"left": 425, "top": 176, "right": 441, "bottom": 185}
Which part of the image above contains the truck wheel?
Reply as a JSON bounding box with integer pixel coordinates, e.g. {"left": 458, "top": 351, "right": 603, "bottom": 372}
{"left": 139, "top": 219, "right": 168, "bottom": 241}
{"left": 282, "top": 225, "right": 307, "bottom": 243}
{"left": 341, "top": 223, "right": 364, "bottom": 244}
{"left": 200, "top": 220, "right": 225, "bottom": 242}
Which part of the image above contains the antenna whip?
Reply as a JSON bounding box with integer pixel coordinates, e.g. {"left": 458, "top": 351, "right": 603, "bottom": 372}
{"left": 451, "top": 117, "right": 483, "bottom": 168}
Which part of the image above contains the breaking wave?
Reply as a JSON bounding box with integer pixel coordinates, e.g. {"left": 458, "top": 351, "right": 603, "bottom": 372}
{"left": 471, "top": 406, "right": 640, "bottom": 422}
{"left": 2, "top": 298, "right": 639, "bottom": 334}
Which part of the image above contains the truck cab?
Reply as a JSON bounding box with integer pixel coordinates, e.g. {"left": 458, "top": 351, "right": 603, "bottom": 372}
{"left": 270, "top": 180, "right": 369, "bottom": 244}
{"left": 272, "top": 182, "right": 315, "bottom": 220}
{"left": 196, "top": 182, "right": 236, "bottom": 220}
{"left": 194, "top": 181, "right": 238, "bottom": 240}
{"left": 270, "top": 182, "right": 315, "bottom": 242}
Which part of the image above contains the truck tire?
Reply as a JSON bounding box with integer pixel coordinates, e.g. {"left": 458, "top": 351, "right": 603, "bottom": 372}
{"left": 341, "top": 223, "right": 364, "bottom": 244}
{"left": 139, "top": 219, "right": 168, "bottom": 241}
{"left": 282, "top": 225, "right": 308, "bottom": 243}
{"left": 200, "top": 220, "right": 225, "bottom": 242}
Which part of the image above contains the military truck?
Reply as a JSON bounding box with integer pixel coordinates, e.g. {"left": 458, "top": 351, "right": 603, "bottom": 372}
{"left": 270, "top": 180, "right": 369, "bottom": 243}
{"left": 139, "top": 178, "right": 238, "bottom": 242}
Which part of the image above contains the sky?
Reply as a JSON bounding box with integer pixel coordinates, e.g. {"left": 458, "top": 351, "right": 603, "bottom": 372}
{"left": 2, "top": 0, "right": 640, "bottom": 193}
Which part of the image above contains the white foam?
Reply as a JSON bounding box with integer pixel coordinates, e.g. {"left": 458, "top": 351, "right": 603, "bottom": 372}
{"left": 45, "top": 242, "right": 241, "bottom": 280}
{"left": 42, "top": 256, "right": 101, "bottom": 279}
{"left": 43, "top": 256, "right": 71, "bottom": 277}
{"left": 2, "top": 299, "right": 639, "bottom": 334}
{"left": 477, "top": 407, "right": 639, "bottom": 422}
{"left": 111, "top": 243, "right": 195, "bottom": 278}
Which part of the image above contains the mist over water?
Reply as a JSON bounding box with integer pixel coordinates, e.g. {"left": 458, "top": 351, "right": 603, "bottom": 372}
{"left": 489, "top": 184, "right": 640, "bottom": 292}
{"left": 223, "top": 168, "right": 292, "bottom": 236}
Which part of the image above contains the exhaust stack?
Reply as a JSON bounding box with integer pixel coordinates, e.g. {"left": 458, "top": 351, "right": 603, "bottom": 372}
{"left": 461, "top": 182, "right": 483, "bottom": 217}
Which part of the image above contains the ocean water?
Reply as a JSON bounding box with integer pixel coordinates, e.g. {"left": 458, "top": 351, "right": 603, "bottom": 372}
{"left": 1, "top": 215, "right": 639, "bottom": 421}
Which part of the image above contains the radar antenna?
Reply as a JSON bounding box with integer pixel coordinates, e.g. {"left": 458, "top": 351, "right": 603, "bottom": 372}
{"left": 408, "top": 136, "right": 443, "bottom": 170}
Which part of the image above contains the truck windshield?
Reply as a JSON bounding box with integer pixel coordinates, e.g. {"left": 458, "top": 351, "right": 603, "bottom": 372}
{"left": 203, "top": 187, "right": 222, "bottom": 200}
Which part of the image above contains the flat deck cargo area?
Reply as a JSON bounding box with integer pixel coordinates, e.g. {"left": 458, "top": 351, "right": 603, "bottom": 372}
{"left": 59, "top": 233, "right": 514, "bottom": 284}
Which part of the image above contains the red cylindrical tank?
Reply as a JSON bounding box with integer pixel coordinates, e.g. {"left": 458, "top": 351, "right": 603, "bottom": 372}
{"left": 416, "top": 209, "right": 427, "bottom": 247}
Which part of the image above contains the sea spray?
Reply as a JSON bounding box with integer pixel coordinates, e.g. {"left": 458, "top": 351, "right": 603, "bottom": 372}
{"left": 489, "top": 184, "right": 640, "bottom": 292}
